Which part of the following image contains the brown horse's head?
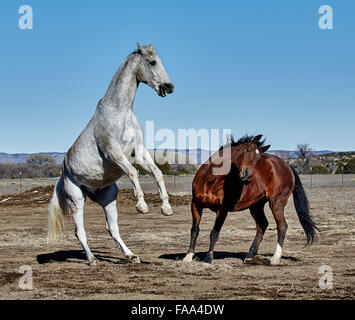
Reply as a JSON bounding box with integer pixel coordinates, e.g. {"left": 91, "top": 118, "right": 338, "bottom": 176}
{"left": 232, "top": 135, "right": 270, "bottom": 181}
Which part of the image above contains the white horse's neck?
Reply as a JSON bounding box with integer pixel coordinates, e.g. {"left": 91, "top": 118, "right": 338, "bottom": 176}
{"left": 101, "top": 53, "right": 140, "bottom": 112}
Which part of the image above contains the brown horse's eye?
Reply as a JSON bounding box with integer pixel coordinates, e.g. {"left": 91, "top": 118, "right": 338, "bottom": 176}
{"left": 246, "top": 148, "right": 250, "bottom": 152}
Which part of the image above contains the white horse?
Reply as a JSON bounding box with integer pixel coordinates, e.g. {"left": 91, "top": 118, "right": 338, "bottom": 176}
{"left": 48, "top": 43, "right": 174, "bottom": 265}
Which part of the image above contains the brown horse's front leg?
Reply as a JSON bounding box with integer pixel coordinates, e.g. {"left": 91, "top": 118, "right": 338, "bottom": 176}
{"left": 183, "top": 201, "right": 202, "bottom": 262}
{"left": 245, "top": 201, "right": 269, "bottom": 263}
{"left": 204, "top": 209, "right": 228, "bottom": 264}
{"left": 269, "top": 199, "right": 288, "bottom": 265}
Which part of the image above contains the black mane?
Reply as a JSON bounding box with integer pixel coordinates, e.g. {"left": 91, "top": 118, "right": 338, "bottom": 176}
{"left": 219, "top": 134, "right": 266, "bottom": 151}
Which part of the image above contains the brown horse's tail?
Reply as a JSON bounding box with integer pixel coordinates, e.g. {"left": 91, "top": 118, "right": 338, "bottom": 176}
{"left": 291, "top": 167, "right": 319, "bottom": 245}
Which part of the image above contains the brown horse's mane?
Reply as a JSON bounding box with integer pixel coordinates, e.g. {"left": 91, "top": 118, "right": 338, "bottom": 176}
{"left": 219, "top": 134, "right": 266, "bottom": 151}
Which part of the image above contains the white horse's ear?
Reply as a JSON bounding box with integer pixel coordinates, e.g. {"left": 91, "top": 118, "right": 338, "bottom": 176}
{"left": 137, "top": 42, "right": 147, "bottom": 55}
{"left": 148, "top": 43, "right": 153, "bottom": 50}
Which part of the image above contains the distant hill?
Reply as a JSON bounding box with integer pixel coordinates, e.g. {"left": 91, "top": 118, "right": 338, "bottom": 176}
{"left": 164, "top": 149, "right": 343, "bottom": 163}
{"left": 0, "top": 149, "right": 352, "bottom": 165}
{"left": 267, "top": 150, "right": 335, "bottom": 159}
{"left": 0, "top": 152, "right": 66, "bottom": 164}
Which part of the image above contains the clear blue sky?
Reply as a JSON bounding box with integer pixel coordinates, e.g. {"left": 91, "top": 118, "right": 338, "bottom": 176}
{"left": 0, "top": 0, "right": 354, "bottom": 153}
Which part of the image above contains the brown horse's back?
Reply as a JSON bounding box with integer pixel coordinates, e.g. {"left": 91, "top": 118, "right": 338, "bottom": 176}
{"left": 247, "top": 154, "right": 294, "bottom": 203}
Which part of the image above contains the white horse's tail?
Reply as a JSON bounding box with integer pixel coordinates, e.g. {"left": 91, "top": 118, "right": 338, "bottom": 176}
{"left": 48, "top": 177, "right": 67, "bottom": 243}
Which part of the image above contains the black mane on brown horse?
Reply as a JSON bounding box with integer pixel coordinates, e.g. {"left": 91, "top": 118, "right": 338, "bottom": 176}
{"left": 219, "top": 134, "right": 266, "bottom": 151}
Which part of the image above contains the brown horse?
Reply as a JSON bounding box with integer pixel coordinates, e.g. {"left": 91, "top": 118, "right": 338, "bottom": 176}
{"left": 183, "top": 134, "right": 318, "bottom": 265}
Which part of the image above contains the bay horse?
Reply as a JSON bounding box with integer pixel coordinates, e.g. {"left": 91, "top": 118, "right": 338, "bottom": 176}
{"left": 183, "top": 134, "right": 318, "bottom": 265}
{"left": 48, "top": 43, "right": 174, "bottom": 265}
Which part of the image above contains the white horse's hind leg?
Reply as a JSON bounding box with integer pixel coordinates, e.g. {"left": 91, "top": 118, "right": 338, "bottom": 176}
{"left": 88, "top": 184, "right": 141, "bottom": 263}
{"left": 104, "top": 201, "right": 141, "bottom": 263}
{"left": 63, "top": 177, "right": 97, "bottom": 265}
{"left": 135, "top": 146, "right": 173, "bottom": 216}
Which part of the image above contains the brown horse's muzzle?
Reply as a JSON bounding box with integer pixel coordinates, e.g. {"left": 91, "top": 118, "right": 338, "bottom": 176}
{"left": 240, "top": 168, "right": 252, "bottom": 181}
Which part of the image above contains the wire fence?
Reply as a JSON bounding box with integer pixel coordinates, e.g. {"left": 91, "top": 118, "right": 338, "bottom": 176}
{"left": 299, "top": 174, "right": 355, "bottom": 188}
{"left": 1, "top": 174, "right": 354, "bottom": 196}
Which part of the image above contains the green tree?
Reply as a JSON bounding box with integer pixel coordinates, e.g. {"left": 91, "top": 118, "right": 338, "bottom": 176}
{"left": 335, "top": 162, "right": 344, "bottom": 174}
{"left": 133, "top": 163, "right": 148, "bottom": 175}
{"left": 133, "top": 161, "right": 173, "bottom": 175}
{"left": 156, "top": 161, "right": 172, "bottom": 175}
{"left": 176, "top": 166, "right": 189, "bottom": 175}
{"left": 310, "top": 165, "right": 330, "bottom": 174}
{"left": 344, "top": 158, "right": 355, "bottom": 174}
{"left": 26, "top": 154, "right": 56, "bottom": 166}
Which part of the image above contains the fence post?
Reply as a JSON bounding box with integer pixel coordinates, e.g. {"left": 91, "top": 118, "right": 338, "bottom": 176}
{"left": 19, "top": 171, "right": 22, "bottom": 193}
{"left": 173, "top": 169, "right": 176, "bottom": 189}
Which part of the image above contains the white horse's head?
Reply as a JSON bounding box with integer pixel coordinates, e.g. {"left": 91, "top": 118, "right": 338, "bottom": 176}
{"left": 135, "top": 43, "right": 174, "bottom": 97}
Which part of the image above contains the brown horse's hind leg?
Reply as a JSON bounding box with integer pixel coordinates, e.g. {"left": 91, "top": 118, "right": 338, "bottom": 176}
{"left": 204, "top": 209, "right": 228, "bottom": 264}
{"left": 244, "top": 201, "right": 268, "bottom": 263}
{"left": 269, "top": 199, "right": 288, "bottom": 265}
{"left": 183, "top": 200, "right": 203, "bottom": 262}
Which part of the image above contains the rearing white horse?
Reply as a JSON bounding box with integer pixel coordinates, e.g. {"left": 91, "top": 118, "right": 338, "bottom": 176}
{"left": 48, "top": 43, "right": 174, "bottom": 265}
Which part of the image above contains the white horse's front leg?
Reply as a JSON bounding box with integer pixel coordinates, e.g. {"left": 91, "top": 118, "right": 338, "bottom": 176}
{"left": 135, "top": 146, "right": 173, "bottom": 216}
{"left": 114, "top": 155, "right": 148, "bottom": 214}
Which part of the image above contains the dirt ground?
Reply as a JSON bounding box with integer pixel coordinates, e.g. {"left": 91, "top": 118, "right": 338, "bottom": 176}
{"left": 0, "top": 185, "right": 354, "bottom": 300}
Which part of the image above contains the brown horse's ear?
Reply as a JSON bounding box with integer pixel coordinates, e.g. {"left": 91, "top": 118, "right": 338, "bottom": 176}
{"left": 252, "top": 134, "right": 263, "bottom": 143}
{"left": 259, "top": 145, "right": 271, "bottom": 153}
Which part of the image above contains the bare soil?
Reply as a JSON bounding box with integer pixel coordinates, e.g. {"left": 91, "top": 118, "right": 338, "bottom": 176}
{"left": 0, "top": 185, "right": 354, "bottom": 300}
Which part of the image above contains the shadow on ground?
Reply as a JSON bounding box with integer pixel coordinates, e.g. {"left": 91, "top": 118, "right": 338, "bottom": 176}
{"left": 158, "top": 251, "right": 300, "bottom": 263}
{"left": 36, "top": 250, "right": 150, "bottom": 265}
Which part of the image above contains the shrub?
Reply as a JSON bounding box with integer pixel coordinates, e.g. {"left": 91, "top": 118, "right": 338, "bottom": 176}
{"left": 133, "top": 163, "right": 148, "bottom": 175}
{"left": 310, "top": 165, "right": 330, "bottom": 174}
{"left": 344, "top": 158, "right": 355, "bottom": 174}
{"left": 133, "top": 161, "right": 172, "bottom": 175}
{"left": 335, "top": 163, "right": 344, "bottom": 174}
{"left": 26, "top": 154, "right": 56, "bottom": 165}
{"left": 156, "top": 161, "right": 172, "bottom": 175}
{"left": 0, "top": 161, "right": 61, "bottom": 179}
{"left": 175, "top": 166, "right": 189, "bottom": 175}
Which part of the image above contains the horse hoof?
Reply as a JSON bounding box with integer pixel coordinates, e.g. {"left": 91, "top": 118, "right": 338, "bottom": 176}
{"left": 182, "top": 253, "right": 194, "bottom": 263}
{"left": 161, "top": 204, "right": 173, "bottom": 216}
{"left": 270, "top": 257, "right": 280, "bottom": 266}
{"left": 130, "top": 256, "right": 141, "bottom": 264}
{"left": 203, "top": 256, "right": 213, "bottom": 264}
{"left": 243, "top": 257, "right": 254, "bottom": 264}
{"left": 89, "top": 259, "right": 98, "bottom": 266}
{"left": 136, "top": 202, "right": 149, "bottom": 214}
